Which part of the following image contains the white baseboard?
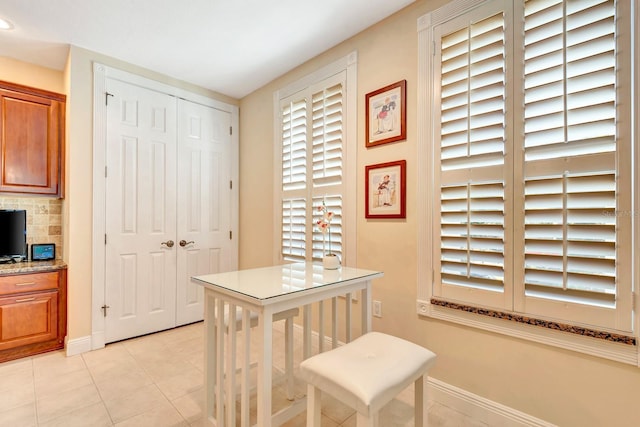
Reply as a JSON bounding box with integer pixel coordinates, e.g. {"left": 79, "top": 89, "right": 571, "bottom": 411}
{"left": 428, "top": 377, "right": 556, "bottom": 427}
{"left": 65, "top": 335, "right": 92, "bottom": 357}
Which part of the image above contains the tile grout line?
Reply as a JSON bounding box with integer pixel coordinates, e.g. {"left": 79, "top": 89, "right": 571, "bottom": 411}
{"left": 80, "top": 350, "right": 116, "bottom": 427}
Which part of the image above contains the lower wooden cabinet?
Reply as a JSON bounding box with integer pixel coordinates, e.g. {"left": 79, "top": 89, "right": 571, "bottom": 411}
{"left": 0, "top": 268, "right": 67, "bottom": 362}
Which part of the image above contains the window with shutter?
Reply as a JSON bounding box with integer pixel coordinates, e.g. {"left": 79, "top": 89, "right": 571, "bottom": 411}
{"left": 420, "top": 0, "right": 634, "bottom": 337}
{"left": 276, "top": 54, "right": 356, "bottom": 265}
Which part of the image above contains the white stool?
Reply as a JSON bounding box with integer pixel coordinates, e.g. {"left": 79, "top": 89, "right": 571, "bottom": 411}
{"left": 299, "top": 331, "right": 436, "bottom": 427}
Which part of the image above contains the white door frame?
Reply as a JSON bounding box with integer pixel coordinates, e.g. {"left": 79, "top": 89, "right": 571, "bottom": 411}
{"left": 91, "top": 63, "right": 239, "bottom": 350}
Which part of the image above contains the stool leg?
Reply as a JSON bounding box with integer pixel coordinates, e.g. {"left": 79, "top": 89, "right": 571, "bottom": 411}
{"left": 285, "top": 316, "right": 295, "bottom": 400}
{"left": 306, "top": 384, "right": 322, "bottom": 426}
{"left": 414, "top": 374, "right": 428, "bottom": 427}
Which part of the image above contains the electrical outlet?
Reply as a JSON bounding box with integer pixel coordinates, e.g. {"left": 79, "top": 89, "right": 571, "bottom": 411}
{"left": 373, "top": 300, "right": 382, "bottom": 318}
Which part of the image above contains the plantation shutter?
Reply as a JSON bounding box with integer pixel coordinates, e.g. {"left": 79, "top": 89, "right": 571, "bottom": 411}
{"left": 435, "top": 7, "right": 510, "bottom": 308}
{"left": 280, "top": 72, "right": 346, "bottom": 263}
{"left": 281, "top": 98, "right": 308, "bottom": 261}
{"left": 310, "top": 81, "right": 344, "bottom": 261}
{"left": 517, "top": 0, "right": 631, "bottom": 330}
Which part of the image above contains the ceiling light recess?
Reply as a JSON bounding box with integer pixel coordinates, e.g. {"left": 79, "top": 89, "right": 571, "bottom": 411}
{"left": 0, "top": 17, "right": 14, "bottom": 30}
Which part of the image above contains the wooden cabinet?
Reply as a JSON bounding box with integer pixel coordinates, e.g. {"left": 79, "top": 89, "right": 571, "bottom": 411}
{"left": 0, "top": 268, "right": 67, "bottom": 362}
{"left": 0, "top": 80, "right": 65, "bottom": 197}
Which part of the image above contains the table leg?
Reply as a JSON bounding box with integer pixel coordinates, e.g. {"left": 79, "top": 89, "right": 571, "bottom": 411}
{"left": 285, "top": 314, "right": 295, "bottom": 400}
{"left": 226, "top": 303, "right": 237, "bottom": 427}
{"left": 240, "top": 307, "right": 251, "bottom": 427}
{"left": 331, "top": 297, "right": 338, "bottom": 349}
{"left": 303, "top": 304, "right": 312, "bottom": 360}
{"left": 345, "top": 293, "right": 352, "bottom": 343}
{"left": 361, "top": 281, "right": 372, "bottom": 334}
{"left": 257, "top": 307, "right": 274, "bottom": 427}
{"left": 204, "top": 292, "right": 217, "bottom": 426}
{"left": 318, "top": 300, "right": 325, "bottom": 353}
{"left": 215, "top": 299, "right": 226, "bottom": 426}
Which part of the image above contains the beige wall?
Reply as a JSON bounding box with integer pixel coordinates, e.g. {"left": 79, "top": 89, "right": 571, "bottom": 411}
{"left": 239, "top": 1, "right": 640, "bottom": 425}
{"left": 0, "top": 56, "right": 65, "bottom": 93}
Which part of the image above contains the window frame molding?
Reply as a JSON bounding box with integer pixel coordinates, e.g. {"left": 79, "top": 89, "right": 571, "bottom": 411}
{"left": 273, "top": 51, "right": 358, "bottom": 266}
{"left": 417, "top": 0, "right": 640, "bottom": 366}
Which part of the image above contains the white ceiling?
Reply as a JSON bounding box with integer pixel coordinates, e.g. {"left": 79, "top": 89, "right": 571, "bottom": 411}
{"left": 0, "top": 0, "right": 415, "bottom": 98}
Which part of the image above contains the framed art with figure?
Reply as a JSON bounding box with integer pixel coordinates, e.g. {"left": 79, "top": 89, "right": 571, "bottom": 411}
{"left": 365, "top": 80, "right": 406, "bottom": 147}
{"left": 365, "top": 160, "right": 406, "bottom": 219}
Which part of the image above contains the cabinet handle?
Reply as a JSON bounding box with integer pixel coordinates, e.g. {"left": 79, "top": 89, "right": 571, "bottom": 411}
{"left": 15, "top": 282, "right": 37, "bottom": 287}
{"left": 15, "top": 297, "right": 36, "bottom": 303}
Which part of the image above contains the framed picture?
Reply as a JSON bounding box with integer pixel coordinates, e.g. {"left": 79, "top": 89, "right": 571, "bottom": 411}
{"left": 365, "top": 160, "right": 406, "bottom": 219}
{"left": 365, "top": 80, "right": 406, "bottom": 147}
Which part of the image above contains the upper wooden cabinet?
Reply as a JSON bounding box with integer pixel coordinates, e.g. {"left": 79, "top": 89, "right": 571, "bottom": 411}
{"left": 0, "top": 80, "right": 65, "bottom": 197}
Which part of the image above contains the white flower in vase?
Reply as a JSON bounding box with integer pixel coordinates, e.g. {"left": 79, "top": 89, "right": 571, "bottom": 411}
{"left": 315, "top": 201, "right": 339, "bottom": 269}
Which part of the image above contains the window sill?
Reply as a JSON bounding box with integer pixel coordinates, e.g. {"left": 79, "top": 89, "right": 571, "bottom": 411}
{"left": 417, "top": 299, "right": 639, "bottom": 366}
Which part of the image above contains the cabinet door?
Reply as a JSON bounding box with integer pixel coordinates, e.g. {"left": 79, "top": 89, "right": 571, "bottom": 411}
{"left": 0, "top": 291, "right": 58, "bottom": 351}
{"left": 0, "top": 84, "right": 65, "bottom": 196}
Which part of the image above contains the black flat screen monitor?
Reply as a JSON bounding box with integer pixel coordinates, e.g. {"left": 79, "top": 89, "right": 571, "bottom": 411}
{"left": 0, "top": 209, "right": 27, "bottom": 260}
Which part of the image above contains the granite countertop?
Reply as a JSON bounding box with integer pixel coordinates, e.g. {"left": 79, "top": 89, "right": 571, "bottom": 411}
{"left": 0, "top": 259, "right": 67, "bottom": 275}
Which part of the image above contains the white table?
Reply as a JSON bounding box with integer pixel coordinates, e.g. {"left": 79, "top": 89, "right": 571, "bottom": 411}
{"left": 192, "top": 262, "right": 383, "bottom": 427}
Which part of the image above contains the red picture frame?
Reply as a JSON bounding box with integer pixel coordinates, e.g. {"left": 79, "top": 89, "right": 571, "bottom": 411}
{"left": 365, "top": 160, "right": 406, "bottom": 219}
{"left": 365, "top": 80, "right": 407, "bottom": 147}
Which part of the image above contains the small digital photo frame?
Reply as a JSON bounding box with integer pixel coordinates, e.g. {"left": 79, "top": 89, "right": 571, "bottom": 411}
{"left": 31, "top": 243, "right": 55, "bottom": 261}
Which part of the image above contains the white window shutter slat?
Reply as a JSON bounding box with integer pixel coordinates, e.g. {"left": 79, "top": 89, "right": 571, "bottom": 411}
{"left": 282, "top": 99, "right": 307, "bottom": 191}
{"left": 281, "top": 198, "right": 306, "bottom": 261}
{"left": 312, "top": 83, "right": 344, "bottom": 187}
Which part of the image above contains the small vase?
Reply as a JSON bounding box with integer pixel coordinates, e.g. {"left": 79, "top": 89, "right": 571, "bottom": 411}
{"left": 323, "top": 254, "right": 340, "bottom": 270}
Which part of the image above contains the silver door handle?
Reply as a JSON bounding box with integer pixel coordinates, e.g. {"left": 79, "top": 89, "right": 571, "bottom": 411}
{"left": 161, "top": 240, "right": 175, "bottom": 248}
{"left": 179, "top": 240, "right": 195, "bottom": 247}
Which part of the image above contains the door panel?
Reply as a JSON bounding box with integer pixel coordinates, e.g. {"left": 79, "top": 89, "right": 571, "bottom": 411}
{"left": 176, "top": 99, "right": 232, "bottom": 325}
{"left": 105, "top": 79, "right": 177, "bottom": 343}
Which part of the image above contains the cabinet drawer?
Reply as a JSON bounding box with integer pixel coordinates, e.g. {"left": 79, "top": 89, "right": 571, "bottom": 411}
{"left": 0, "top": 291, "right": 58, "bottom": 350}
{"left": 0, "top": 271, "right": 59, "bottom": 296}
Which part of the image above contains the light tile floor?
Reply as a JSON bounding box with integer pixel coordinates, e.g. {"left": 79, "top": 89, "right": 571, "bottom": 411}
{"left": 0, "top": 322, "right": 486, "bottom": 426}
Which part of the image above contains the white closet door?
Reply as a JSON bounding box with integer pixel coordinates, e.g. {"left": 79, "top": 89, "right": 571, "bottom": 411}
{"left": 176, "top": 99, "right": 233, "bottom": 325}
{"left": 104, "top": 78, "right": 178, "bottom": 342}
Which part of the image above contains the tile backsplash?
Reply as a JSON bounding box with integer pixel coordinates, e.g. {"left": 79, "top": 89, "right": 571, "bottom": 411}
{"left": 0, "top": 197, "right": 63, "bottom": 260}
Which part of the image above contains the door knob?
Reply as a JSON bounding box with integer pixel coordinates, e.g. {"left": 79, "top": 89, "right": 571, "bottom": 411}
{"left": 161, "top": 240, "right": 175, "bottom": 248}
{"left": 179, "top": 240, "right": 195, "bottom": 247}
